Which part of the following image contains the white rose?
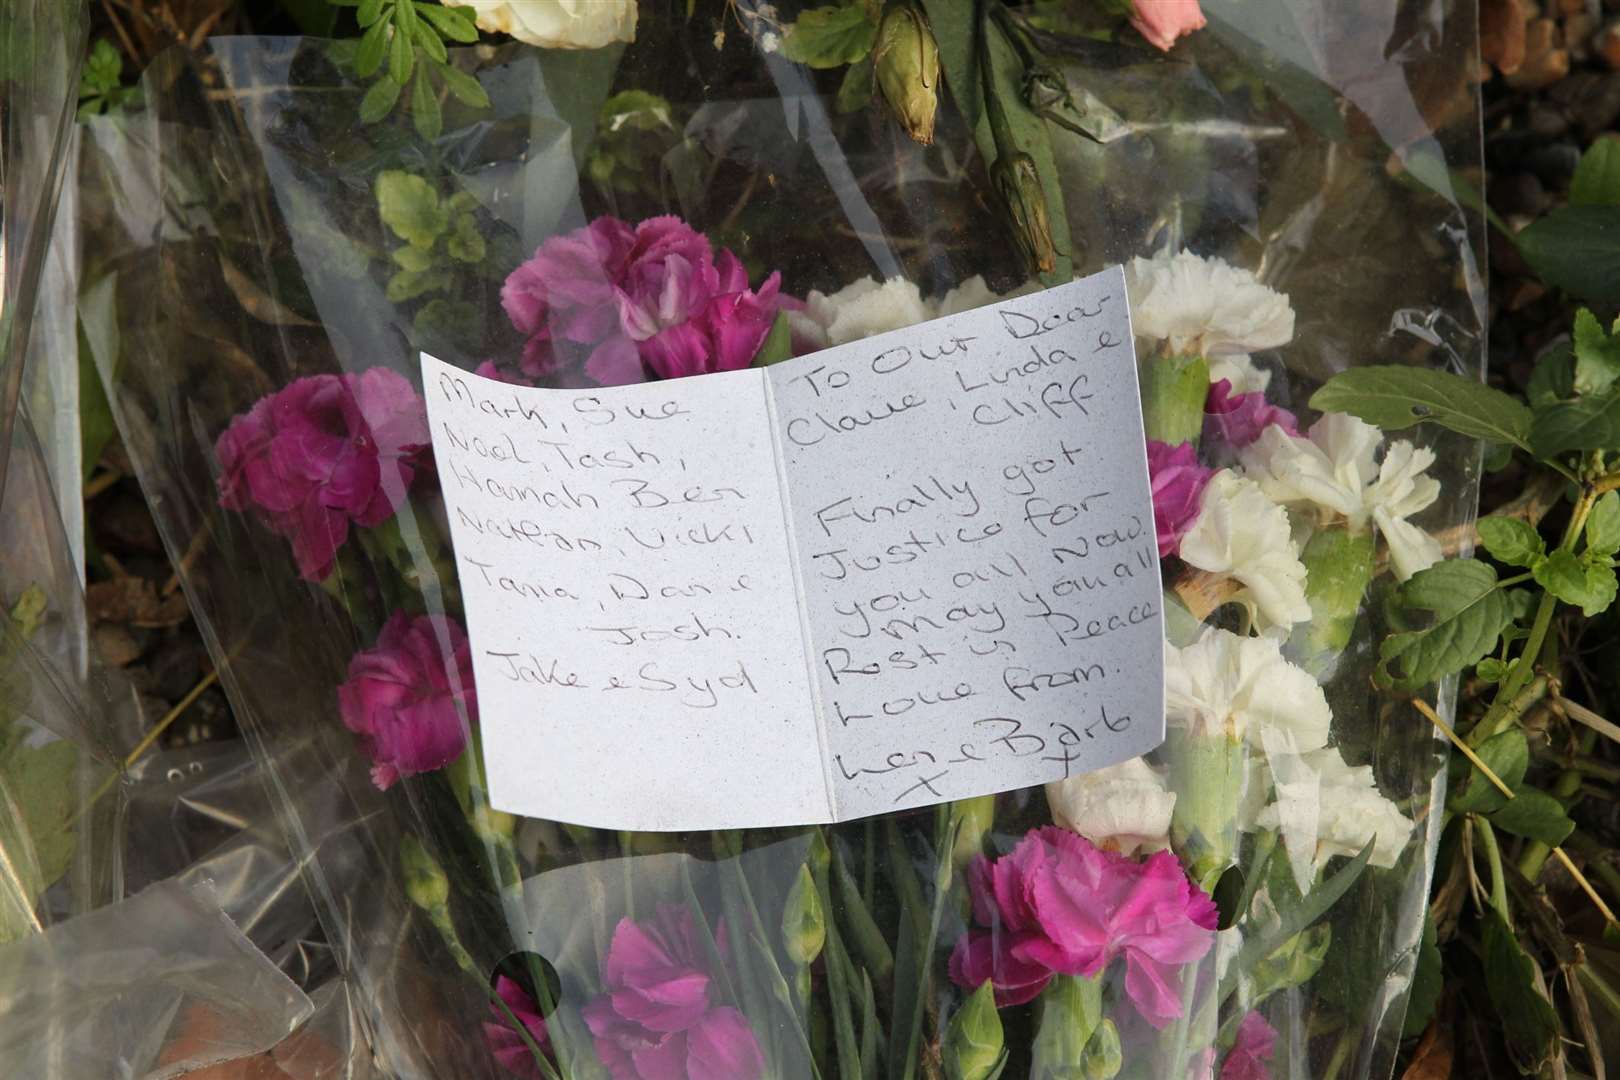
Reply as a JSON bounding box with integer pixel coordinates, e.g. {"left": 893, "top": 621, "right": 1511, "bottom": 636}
{"left": 1165, "top": 627, "right": 1331, "bottom": 752}
{"left": 1241, "top": 413, "right": 1442, "bottom": 581}
{"left": 1046, "top": 756, "right": 1176, "bottom": 855}
{"left": 1257, "top": 748, "right": 1413, "bottom": 870}
{"left": 1178, "top": 470, "right": 1311, "bottom": 628}
{"left": 1124, "top": 250, "right": 1295, "bottom": 358}
{"left": 460, "top": 0, "right": 636, "bottom": 49}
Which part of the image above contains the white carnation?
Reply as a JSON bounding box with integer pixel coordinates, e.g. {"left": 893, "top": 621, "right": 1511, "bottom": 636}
{"left": 1165, "top": 628, "right": 1332, "bottom": 753}
{"left": 1241, "top": 413, "right": 1442, "bottom": 581}
{"left": 1178, "top": 470, "right": 1311, "bottom": 628}
{"left": 1208, "top": 353, "right": 1271, "bottom": 395}
{"left": 1124, "top": 250, "right": 1295, "bottom": 358}
{"left": 1046, "top": 756, "right": 1176, "bottom": 855}
{"left": 1257, "top": 748, "right": 1413, "bottom": 870}
{"left": 797, "top": 274, "right": 1026, "bottom": 348}
{"left": 460, "top": 0, "right": 636, "bottom": 49}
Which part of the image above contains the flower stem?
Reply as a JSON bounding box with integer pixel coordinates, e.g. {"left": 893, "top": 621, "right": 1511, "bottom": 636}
{"left": 1476, "top": 818, "right": 1510, "bottom": 925}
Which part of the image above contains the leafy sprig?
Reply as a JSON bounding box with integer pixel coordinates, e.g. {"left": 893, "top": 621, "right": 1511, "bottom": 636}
{"left": 331, "top": 0, "right": 490, "bottom": 138}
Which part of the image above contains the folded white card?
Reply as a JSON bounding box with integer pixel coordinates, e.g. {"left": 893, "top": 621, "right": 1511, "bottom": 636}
{"left": 424, "top": 265, "right": 1165, "bottom": 830}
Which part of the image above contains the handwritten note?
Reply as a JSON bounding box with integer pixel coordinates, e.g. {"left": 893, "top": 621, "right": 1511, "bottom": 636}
{"left": 424, "top": 267, "right": 1165, "bottom": 831}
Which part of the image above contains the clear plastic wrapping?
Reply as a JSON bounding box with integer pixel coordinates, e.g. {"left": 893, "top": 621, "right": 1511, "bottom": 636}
{"left": 80, "top": 4, "right": 1484, "bottom": 1078}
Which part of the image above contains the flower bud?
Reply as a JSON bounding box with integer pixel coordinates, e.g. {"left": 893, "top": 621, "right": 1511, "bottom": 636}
{"left": 949, "top": 796, "right": 997, "bottom": 869}
{"left": 944, "top": 981, "right": 1006, "bottom": 1080}
{"left": 874, "top": 2, "right": 941, "bottom": 145}
{"left": 782, "top": 864, "right": 827, "bottom": 966}
{"left": 1249, "top": 923, "right": 1332, "bottom": 1003}
{"left": 1079, "top": 1019, "right": 1122, "bottom": 1080}
{"left": 1030, "top": 974, "right": 1103, "bottom": 1078}
{"left": 991, "top": 152, "right": 1057, "bottom": 276}
{"left": 1295, "top": 525, "right": 1376, "bottom": 678}
{"left": 1139, "top": 353, "right": 1211, "bottom": 446}
{"left": 400, "top": 834, "right": 450, "bottom": 912}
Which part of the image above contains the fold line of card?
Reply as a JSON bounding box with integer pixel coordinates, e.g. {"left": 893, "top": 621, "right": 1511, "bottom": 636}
{"left": 760, "top": 369, "right": 840, "bottom": 824}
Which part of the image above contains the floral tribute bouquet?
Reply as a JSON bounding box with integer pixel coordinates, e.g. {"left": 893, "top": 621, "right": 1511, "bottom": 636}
{"left": 77, "top": 1, "right": 1486, "bottom": 1077}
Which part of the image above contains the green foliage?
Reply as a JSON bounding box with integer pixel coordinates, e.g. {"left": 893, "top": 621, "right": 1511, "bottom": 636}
{"left": 1376, "top": 559, "right": 1515, "bottom": 690}
{"left": 1533, "top": 548, "right": 1616, "bottom": 617}
{"left": 1478, "top": 516, "right": 1545, "bottom": 569}
{"left": 587, "top": 91, "right": 680, "bottom": 199}
{"left": 333, "top": 0, "right": 489, "bottom": 138}
{"left": 1516, "top": 205, "right": 1620, "bottom": 307}
{"left": 375, "top": 172, "right": 484, "bottom": 311}
{"left": 0, "top": 586, "right": 77, "bottom": 945}
{"left": 1402, "top": 913, "right": 1442, "bottom": 1038}
{"left": 1483, "top": 910, "right": 1561, "bottom": 1072}
{"left": 1573, "top": 308, "right": 1620, "bottom": 395}
{"left": 1308, "top": 366, "right": 1534, "bottom": 451}
{"left": 751, "top": 312, "right": 794, "bottom": 368}
{"left": 77, "top": 39, "right": 138, "bottom": 119}
{"left": 782, "top": 4, "right": 881, "bottom": 69}
{"left": 1489, "top": 789, "right": 1575, "bottom": 846}
{"left": 1571, "top": 139, "right": 1620, "bottom": 207}
{"left": 1450, "top": 730, "right": 1529, "bottom": 815}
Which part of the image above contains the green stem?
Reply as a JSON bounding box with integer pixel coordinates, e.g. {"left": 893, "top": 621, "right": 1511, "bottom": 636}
{"left": 1319, "top": 1028, "right": 1355, "bottom": 1080}
{"left": 1579, "top": 962, "right": 1620, "bottom": 1024}
{"left": 1476, "top": 818, "right": 1511, "bottom": 926}
{"left": 1519, "top": 728, "right": 1597, "bottom": 880}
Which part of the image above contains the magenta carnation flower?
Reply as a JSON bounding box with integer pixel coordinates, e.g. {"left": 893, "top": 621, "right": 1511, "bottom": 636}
{"left": 501, "top": 215, "right": 785, "bottom": 386}
{"left": 948, "top": 826, "right": 1217, "bottom": 1027}
{"left": 215, "top": 368, "right": 430, "bottom": 580}
{"left": 582, "top": 906, "right": 765, "bottom": 1080}
{"left": 1203, "top": 379, "right": 1298, "bottom": 449}
{"left": 1220, "top": 1011, "right": 1278, "bottom": 1080}
{"left": 337, "top": 611, "right": 474, "bottom": 790}
{"left": 1147, "top": 440, "right": 1214, "bottom": 558}
{"left": 484, "top": 975, "right": 553, "bottom": 1078}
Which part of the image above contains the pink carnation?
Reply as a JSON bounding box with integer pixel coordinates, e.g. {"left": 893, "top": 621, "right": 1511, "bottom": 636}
{"left": 215, "top": 368, "right": 430, "bottom": 580}
{"left": 475, "top": 360, "right": 538, "bottom": 387}
{"left": 337, "top": 611, "right": 474, "bottom": 790}
{"left": 1203, "top": 379, "right": 1298, "bottom": 449}
{"left": 948, "top": 826, "right": 1216, "bottom": 1027}
{"left": 582, "top": 906, "right": 765, "bottom": 1080}
{"left": 1131, "top": 0, "right": 1206, "bottom": 51}
{"left": 1220, "top": 1011, "right": 1278, "bottom": 1080}
{"left": 484, "top": 975, "right": 553, "bottom": 1078}
{"left": 1148, "top": 440, "right": 1213, "bottom": 558}
{"left": 501, "top": 215, "right": 786, "bottom": 386}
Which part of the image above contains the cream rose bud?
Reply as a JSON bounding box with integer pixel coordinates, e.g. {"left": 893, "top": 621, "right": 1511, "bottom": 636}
{"left": 1046, "top": 757, "right": 1176, "bottom": 855}
{"left": 460, "top": 0, "right": 636, "bottom": 49}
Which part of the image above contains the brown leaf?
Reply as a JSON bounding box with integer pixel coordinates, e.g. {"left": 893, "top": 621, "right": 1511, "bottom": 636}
{"left": 85, "top": 577, "right": 190, "bottom": 629}
{"left": 218, "top": 256, "right": 316, "bottom": 327}
{"left": 1402, "top": 1016, "right": 1454, "bottom": 1080}
{"left": 1481, "top": 0, "right": 1530, "bottom": 76}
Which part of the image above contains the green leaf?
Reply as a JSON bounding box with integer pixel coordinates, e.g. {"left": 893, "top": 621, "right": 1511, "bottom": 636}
{"left": 1450, "top": 729, "right": 1527, "bottom": 814}
{"left": 1571, "top": 138, "right": 1620, "bottom": 207}
{"left": 781, "top": 4, "right": 880, "bottom": 69}
{"left": 1377, "top": 559, "right": 1515, "bottom": 691}
{"left": 836, "top": 54, "right": 876, "bottom": 113}
{"left": 1573, "top": 308, "right": 1620, "bottom": 396}
{"left": 434, "top": 61, "right": 490, "bottom": 109}
{"left": 388, "top": 23, "right": 415, "bottom": 86}
{"left": 0, "top": 740, "right": 78, "bottom": 944}
{"left": 1530, "top": 388, "right": 1620, "bottom": 458}
{"left": 1527, "top": 343, "right": 1575, "bottom": 408}
{"left": 751, "top": 312, "right": 794, "bottom": 368}
{"left": 411, "top": 68, "right": 443, "bottom": 139}
{"left": 375, "top": 170, "right": 447, "bottom": 248}
{"left": 1482, "top": 910, "right": 1561, "bottom": 1072}
{"left": 394, "top": 0, "right": 419, "bottom": 36}
{"left": 77, "top": 321, "right": 117, "bottom": 482}
{"left": 1475, "top": 656, "right": 1510, "bottom": 683}
{"left": 1309, "top": 366, "right": 1533, "bottom": 451}
{"left": 390, "top": 243, "right": 435, "bottom": 272}
{"left": 416, "top": 2, "right": 480, "bottom": 42}
{"left": 1476, "top": 516, "right": 1545, "bottom": 569}
{"left": 279, "top": 0, "right": 340, "bottom": 34}
{"left": 357, "top": 0, "right": 385, "bottom": 27}
{"left": 1534, "top": 548, "right": 1617, "bottom": 616}
{"left": 1489, "top": 788, "right": 1575, "bottom": 846}
{"left": 356, "top": 17, "right": 390, "bottom": 78}
{"left": 1587, "top": 491, "right": 1620, "bottom": 556}
{"left": 445, "top": 213, "right": 485, "bottom": 262}
{"left": 359, "top": 74, "right": 403, "bottom": 123}
{"left": 1401, "top": 912, "right": 1442, "bottom": 1039}
{"left": 1516, "top": 205, "right": 1620, "bottom": 306}
{"left": 411, "top": 20, "right": 448, "bottom": 63}
{"left": 386, "top": 267, "right": 450, "bottom": 303}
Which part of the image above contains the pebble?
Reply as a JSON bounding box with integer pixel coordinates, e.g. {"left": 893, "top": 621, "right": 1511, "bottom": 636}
{"left": 91, "top": 623, "right": 144, "bottom": 668}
